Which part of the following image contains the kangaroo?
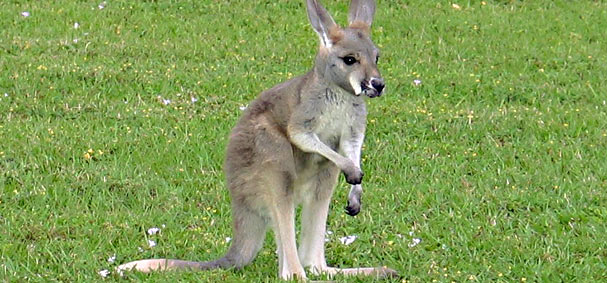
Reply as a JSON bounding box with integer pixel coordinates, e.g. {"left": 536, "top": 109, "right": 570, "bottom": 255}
{"left": 117, "top": 0, "right": 396, "bottom": 280}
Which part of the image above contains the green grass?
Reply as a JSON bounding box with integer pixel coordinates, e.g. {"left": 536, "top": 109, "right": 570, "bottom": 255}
{"left": 1, "top": 0, "right": 607, "bottom": 281}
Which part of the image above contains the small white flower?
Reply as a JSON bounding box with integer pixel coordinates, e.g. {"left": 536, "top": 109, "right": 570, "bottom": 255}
{"left": 21, "top": 11, "right": 30, "bottom": 17}
{"left": 147, "top": 227, "right": 161, "bottom": 235}
{"left": 98, "top": 2, "right": 106, "bottom": 9}
{"left": 191, "top": 97, "right": 198, "bottom": 103}
{"left": 225, "top": 237, "right": 231, "bottom": 243}
{"left": 137, "top": 247, "right": 144, "bottom": 252}
{"left": 107, "top": 254, "right": 116, "bottom": 263}
{"left": 413, "top": 79, "right": 422, "bottom": 86}
{"left": 73, "top": 38, "right": 79, "bottom": 43}
{"left": 239, "top": 105, "right": 248, "bottom": 111}
{"left": 74, "top": 22, "right": 80, "bottom": 29}
{"left": 408, "top": 238, "right": 421, "bottom": 248}
{"left": 339, "top": 235, "right": 357, "bottom": 245}
{"left": 98, "top": 269, "right": 110, "bottom": 278}
{"left": 324, "top": 230, "right": 333, "bottom": 242}
{"left": 4, "top": 93, "right": 8, "bottom": 97}
{"left": 147, "top": 240, "right": 156, "bottom": 248}
{"left": 162, "top": 99, "right": 171, "bottom": 105}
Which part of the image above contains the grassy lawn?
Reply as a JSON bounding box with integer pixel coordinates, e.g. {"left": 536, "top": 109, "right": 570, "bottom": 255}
{"left": 1, "top": 0, "right": 606, "bottom": 281}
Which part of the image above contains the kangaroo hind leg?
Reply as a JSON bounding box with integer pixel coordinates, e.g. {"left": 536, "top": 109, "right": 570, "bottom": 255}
{"left": 298, "top": 165, "right": 339, "bottom": 275}
{"left": 262, "top": 166, "right": 306, "bottom": 280}
{"left": 297, "top": 167, "right": 399, "bottom": 280}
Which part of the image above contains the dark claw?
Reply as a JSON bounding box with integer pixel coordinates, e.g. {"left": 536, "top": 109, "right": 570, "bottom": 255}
{"left": 345, "top": 204, "right": 360, "bottom": 216}
{"left": 343, "top": 170, "right": 363, "bottom": 185}
{"left": 345, "top": 199, "right": 361, "bottom": 216}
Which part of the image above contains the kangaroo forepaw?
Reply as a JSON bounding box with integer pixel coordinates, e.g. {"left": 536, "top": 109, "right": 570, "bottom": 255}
{"left": 343, "top": 168, "right": 363, "bottom": 185}
{"left": 345, "top": 199, "right": 361, "bottom": 216}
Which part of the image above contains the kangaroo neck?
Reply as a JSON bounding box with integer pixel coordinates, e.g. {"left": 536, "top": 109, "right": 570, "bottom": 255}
{"left": 312, "top": 50, "right": 331, "bottom": 78}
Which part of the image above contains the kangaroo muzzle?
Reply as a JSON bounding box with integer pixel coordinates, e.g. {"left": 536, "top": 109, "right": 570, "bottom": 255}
{"left": 361, "top": 77, "right": 385, "bottom": 98}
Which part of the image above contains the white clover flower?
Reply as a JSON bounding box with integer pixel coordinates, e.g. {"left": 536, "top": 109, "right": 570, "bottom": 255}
{"left": 191, "top": 97, "right": 198, "bottom": 103}
{"left": 147, "top": 227, "right": 161, "bottom": 235}
{"left": 107, "top": 254, "right": 116, "bottom": 263}
{"left": 74, "top": 22, "right": 80, "bottom": 29}
{"left": 21, "top": 11, "right": 30, "bottom": 17}
{"left": 339, "top": 235, "right": 357, "bottom": 245}
{"left": 413, "top": 79, "right": 422, "bottom": 86}
{"left": 408, "top": 238, "right": 421, "bottom": 248}
{"left": 98, "top": 269, "right": 110, "bottom": 277}
{"left": 239, "top": 105, "right": 248, "bottom": 111}
{"left": 147, "top": 240, "right": 156, "bottom": 248}
{"left": 225, "top": 237, "right": 232, "bottom": 243}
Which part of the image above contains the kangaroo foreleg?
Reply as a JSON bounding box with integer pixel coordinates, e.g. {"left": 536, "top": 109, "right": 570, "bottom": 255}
{"left": 340, "top": 129, "right": 365, "bottom": 216}
{"left": 289, "top": 131, "right": 363, "bottom": 185}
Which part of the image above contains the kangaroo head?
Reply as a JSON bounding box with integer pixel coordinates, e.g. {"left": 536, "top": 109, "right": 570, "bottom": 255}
{"left": 307, "top": 0, "right": 384, "bottom": 98}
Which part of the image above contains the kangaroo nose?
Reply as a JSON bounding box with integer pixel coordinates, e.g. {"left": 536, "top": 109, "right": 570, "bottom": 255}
{"left": 371, "top": 78, "right": 385, "bottom": 93}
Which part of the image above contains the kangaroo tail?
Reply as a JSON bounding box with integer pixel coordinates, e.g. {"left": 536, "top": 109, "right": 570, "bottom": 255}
{"left": 118, "top": 204, "right": 268, "bottom": 274}
{"left": 118, "top": 210, "right": 268, "bottom": 274}
{"left": 116, "top": 240, "right": 257, "bottom": 274}
{"left": 116, "top": 256, "right": 235, "bottom": 273}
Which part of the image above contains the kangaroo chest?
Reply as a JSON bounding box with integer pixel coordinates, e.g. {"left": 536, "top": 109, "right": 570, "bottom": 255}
{"left": 314, "top": 88, "right": 366, "bottom": 148}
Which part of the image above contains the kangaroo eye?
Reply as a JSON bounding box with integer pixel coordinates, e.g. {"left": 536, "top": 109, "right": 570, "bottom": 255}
{"left": 375, "top": 56, "right": 379, "bottom": 64}
{"left": 342, "top": 56, "right": 357, "bottom": 66}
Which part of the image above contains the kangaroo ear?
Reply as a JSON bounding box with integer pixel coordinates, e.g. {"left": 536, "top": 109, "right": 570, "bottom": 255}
{"left": 348, "top": 0, "right": 376, "bottom": 27}
{"left": 306, "top": 0, "right": 338, "bottom": 48}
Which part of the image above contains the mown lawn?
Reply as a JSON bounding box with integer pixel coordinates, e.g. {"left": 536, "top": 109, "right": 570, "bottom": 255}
{"left": 1, "top": 0, "right": 606, "bottom": 281}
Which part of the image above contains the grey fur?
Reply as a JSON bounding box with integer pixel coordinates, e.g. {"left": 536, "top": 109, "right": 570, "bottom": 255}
{"left": 117, "top": 0, "right": 396, "bottom": 280}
